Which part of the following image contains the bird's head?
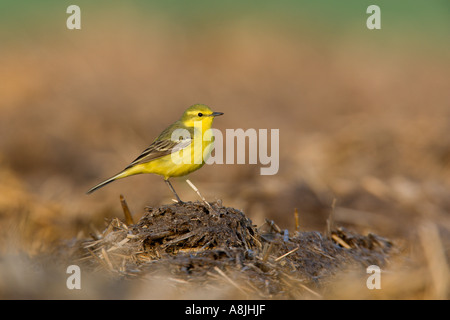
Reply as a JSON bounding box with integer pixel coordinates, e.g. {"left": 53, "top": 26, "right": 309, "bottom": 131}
{"left": 180, "top": 104, "right": 224, "bottom": 128}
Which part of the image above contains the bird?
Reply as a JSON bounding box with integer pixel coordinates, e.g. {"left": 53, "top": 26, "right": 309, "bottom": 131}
{"left": 86, "top": 104, "right": 223, "bottom": 203}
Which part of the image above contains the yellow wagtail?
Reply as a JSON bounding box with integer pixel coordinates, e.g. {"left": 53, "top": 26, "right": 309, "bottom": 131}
{"left": 86, "top": 104, "right": 223, "bottom": 202}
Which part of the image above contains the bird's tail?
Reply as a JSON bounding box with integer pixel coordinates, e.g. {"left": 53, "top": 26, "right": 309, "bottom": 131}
{"left": 86, "top": 171, "right": 128, "bottom": 194}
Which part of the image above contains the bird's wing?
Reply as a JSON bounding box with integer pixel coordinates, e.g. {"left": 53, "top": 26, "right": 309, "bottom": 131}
{"left": 124, "top": 123, "right": 193, "bottom": 169}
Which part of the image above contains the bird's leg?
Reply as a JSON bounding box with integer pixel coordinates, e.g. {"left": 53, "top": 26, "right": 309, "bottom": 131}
{"left": 164, "top": 179, "right": 183, "bottom": 204}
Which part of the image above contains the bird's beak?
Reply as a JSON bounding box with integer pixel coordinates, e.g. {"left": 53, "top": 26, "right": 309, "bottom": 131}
{"left": 210, "top": 112, "right": 224, "bottom": 117}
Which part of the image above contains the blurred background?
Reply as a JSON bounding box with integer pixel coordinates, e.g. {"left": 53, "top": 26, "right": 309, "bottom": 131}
{"left": 0, "top": 0, "right": 449, "bottom": 298}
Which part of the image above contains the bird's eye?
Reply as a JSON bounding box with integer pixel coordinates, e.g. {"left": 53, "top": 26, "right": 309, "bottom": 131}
{"left": 198, "top": 112, "right": 203, "bottom": 117}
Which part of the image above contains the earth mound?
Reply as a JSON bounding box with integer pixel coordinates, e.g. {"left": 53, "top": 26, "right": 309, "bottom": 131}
{"left": 73, "top": 201, "right": 393, "bottom": 298}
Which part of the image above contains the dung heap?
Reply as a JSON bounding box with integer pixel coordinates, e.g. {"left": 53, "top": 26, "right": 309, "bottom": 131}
{"left": 72, "top": 201, "right": 394, "bottom": 298}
